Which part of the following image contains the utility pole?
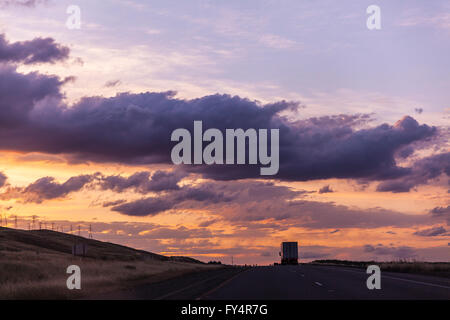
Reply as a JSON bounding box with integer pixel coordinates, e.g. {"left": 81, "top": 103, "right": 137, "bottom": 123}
{"left": 89, "top": 224, "right": 93, "bottom": 239}
{"left": 14, "top": 215, "right": 17, "bottom": 229}
{"left": 78, "top": 225, "right": 81, "bottom": 237}
{"left": 39, "top": 222, "right": 42, "bottom": 230}
{"left": 32, "top": 215, "right": 36, "bottom": 230}
{"left": 51, "top": 222, "right": 54, "bottom": 231}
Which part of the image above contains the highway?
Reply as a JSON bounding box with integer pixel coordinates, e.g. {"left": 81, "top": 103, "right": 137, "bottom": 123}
{"left": 93, "top": 265, "right": 450, "bottom": 300}
{"left": 202, "top": 265, "right": 450, "bottom": 300}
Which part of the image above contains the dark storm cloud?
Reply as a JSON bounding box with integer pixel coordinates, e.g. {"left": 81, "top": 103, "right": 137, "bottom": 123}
{"left": 413, "top": 226, "right": 448, "bottom": 237}
{"left": 193, "top": 115, "right": 437, "bottom": 182}
{"left": 0, "top": 172, "right": 7, "bottom": 187}
{"left": 376, "top": 152, "right": 450, "bottom": 192}
{"left": 318, "top": 185, "right": 334, "bottom": 194}
{"left": 0, "top": 85, "right": 438, "bottom": 182}
{"left": 0, "top": 34, "right": 70, "bottom": 64}
{"left": 0, "top": 33, "right": 443, "bottom": 184}
{"left": 0, "top": 66, "right": 64, "bottom": 126}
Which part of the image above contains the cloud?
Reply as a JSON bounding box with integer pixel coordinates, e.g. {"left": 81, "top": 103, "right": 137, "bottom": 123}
{"left": 0, "top": 84, "right": 438, "bottom": 183}
{"left": 363, "top": 244, "right": 417, "bottom": 259}
{"left": 301, "top": 251, "right": 330, "bottom": 259}
{"left": 0, "top": 65, "right": 64, "bottom": 127}
{"left": 376, "top": 152, "right": 450, "bottom": 192}
{"left": 430, "top": 206, "right": 450, "bottom": 226}
{"left": 104, "top": 80, "right": 121, "bottom": 88}
{"left": 414, "top": 226, "right": 448, "bottom": 237}
{"left": 0, "top": 169, "right": 188, "bottom": 203}
{"left": 138, "top": 226, "right": 213, "bottom": 239}
{"left": 0, "top": 34, "right": 70, "bottom": 64}
{"left": 99, "top": 170, "right": 187, "bottom": 193}
{"left": 0, "top": 0, "right": 46, "bottom": 7}
{"left": 110, "top": 183, "right": 235, "bottom": 216}
{"left": 318, "top": 185, "right": 334, "bottom": 194}
{"left": 0, "top": 34, "right": 444, "bottom": 186}
{"left": 108, "top": 180, "right": 430, "bottom": 230}
{"left": 0, "top": 172, "right": 7, "bottom": 188}
{"left": 0, "top": 174, "right": 95, "bottom": 203}
{"left": 430, "top": 206, "right": 450, "bottom": 218}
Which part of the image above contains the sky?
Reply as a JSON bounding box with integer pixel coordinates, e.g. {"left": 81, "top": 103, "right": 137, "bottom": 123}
{"left": 0, "top": 0, "right": 448, "bottom": 264}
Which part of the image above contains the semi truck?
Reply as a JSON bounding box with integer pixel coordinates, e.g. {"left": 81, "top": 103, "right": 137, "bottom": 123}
{"left": 280, "top": 242, "right": 298, "bottom": 265}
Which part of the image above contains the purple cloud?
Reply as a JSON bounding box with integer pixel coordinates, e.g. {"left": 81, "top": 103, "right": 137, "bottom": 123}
{"left": 99, "top": 170, "right": 186, "bottom": 193}
{"left": 0, "top": 34, "right": 69, "bottom": 64}
{"left": 414, "top": 226, "right": 448, "bottom": 237}
{"left": 0, "top": 174, "right": 95, "bottom": 203}
{"left": 318, "top": 185, "right": 334, "bottom": 194}
{"left": 0, "top": 172, "right": 7, "bottom": 187}
{"left": 376, "top": 152, "right": 450, "bottom": 192}
{"left": 363, "top": 244, "right": 417, "bottom": 259}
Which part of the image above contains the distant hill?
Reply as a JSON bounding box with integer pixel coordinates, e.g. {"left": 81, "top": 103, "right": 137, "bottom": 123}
{"left": 0, "top": 227, "right": 203, "bottom": 263}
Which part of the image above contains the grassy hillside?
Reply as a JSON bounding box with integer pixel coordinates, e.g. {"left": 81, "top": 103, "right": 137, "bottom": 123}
{"left": 0, "top": 227, "right": 217, "bottom": 299}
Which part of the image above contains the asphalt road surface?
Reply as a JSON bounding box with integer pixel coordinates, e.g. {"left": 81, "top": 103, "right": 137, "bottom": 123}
{"left": 93, "top": 265, "right": 450, "bottom": 300}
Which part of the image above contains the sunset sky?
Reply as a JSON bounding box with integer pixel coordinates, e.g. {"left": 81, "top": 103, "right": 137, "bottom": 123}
{"left": 0, "top": 0, "right": 448, "bottom": 264}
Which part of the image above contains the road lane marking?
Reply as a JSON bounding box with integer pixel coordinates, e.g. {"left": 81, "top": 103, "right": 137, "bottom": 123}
{"left": 314, "top": 282, "right": 323, "bottom": 286}
{"left": 155, "top": 269, "right": 240, "bottom": 300}
{"left": 381, "top": 274, "right": 450, "bottom": 290}
{"left": 196, "top": 268, "right": 250, "bottom": 300}
{"left": 317, "top": 266, "right": 450, "bottom": 290}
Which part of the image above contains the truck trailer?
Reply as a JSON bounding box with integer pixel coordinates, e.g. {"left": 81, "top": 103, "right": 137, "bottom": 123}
{"left": 280, "top": 242, "right": 298, "bottom": 265}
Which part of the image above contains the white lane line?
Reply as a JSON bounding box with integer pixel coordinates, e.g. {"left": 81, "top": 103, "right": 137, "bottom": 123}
{"left": 319, "top": 266, "right": 450, "bottom": 290}
{"left": 314, "top": 282, "right": 323, "bottom": 286}
{"left": 381, "top": 275, "right": 450, "bottom": 290}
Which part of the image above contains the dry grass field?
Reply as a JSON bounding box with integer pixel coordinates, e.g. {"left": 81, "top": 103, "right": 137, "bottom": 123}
{"left": 0, "top": 227, "right": 219, "bottom": 299}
